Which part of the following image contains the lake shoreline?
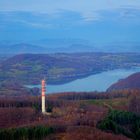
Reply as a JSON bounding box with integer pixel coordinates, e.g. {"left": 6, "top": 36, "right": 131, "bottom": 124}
{"left": 26, "top": 67, "right": 140, "bottom": 94}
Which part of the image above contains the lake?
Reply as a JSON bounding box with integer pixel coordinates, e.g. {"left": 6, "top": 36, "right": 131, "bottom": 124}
{"left": 27, "top": 67, "right": 140, "bottom": 94}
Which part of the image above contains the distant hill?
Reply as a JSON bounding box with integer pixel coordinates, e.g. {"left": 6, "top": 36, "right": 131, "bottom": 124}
{"left": 1, "top": 53, "right": 140, "bottom": 85}
{"left": 0, "top": 53, "right": 104, "bottom": 84}
{"left": 1, "top": 39, "right": 140, "bottom": 54}
{"left": 0, "top": 42, "right": 96, "bottom": 54}
{"left": 0, "top": 81, "right": 39, "bottom": 96}
{"left": 0, "top": 43, "right": 47, "bottom": 54}
{"left": 0, "top": 38, "right": 95, "bottom": 54}
{"left": 32, "top": 38, "right": 89, "bottom": 47}
{"left": 107, "top": 72, "right": 140, "bottom": 91}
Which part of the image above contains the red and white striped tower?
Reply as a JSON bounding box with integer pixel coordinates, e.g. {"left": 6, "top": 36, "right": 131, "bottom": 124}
{"left": 41, "top": 79, "right": 46, "bottom": 113}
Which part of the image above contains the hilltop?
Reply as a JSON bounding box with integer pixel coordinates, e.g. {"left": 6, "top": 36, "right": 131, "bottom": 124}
{"left": 107, "top": 72, "right": 140, "bottom": 91}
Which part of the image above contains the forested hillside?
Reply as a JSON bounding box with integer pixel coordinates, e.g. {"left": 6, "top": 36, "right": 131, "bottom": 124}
{"left": 107, "top": 72, "right": 140, "bottom": 91}
{"left": 0, "top": 53, "right": 140, "bottom": 85}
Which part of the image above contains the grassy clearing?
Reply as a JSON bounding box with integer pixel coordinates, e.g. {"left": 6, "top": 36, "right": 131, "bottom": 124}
{"left": 85, "top": 98, "right": 128, "bottom": 109}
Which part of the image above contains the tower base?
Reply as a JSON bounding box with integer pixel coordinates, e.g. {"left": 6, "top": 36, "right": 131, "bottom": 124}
{"left": 42, "top": 112, "right": 52, "bottom": 116}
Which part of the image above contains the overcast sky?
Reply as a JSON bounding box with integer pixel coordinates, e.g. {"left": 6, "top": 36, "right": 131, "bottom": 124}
{"left": 0, "top": 0, "right": 140, "bottom": 44}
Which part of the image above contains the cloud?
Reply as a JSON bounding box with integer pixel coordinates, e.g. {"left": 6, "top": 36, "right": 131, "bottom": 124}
{"left": 14, "top": 20, "right": 53, "bottom": 29}
{"left": 82, "top": 12, "right": 101, "bottom": 22}
{"left": 1, "top": 6, "right": 140, "bottom": 31}
{"left": 119, "top": 8, "right": 140, "bottom": 19}
{"left": 0, "top": 0, "right": 140, "bottom": 22}
{"left": 0, "top": 11, "right": 89, "bottom": 30}
{"left": 0, "top": 0, "right": 140, "bottom": 43}
{"left": 0, "top": 11, "right": 54, "bottom": 29}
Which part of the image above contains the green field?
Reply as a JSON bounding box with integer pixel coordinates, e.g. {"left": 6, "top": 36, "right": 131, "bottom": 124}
{"left": 85, "top": 98, "right": 128, "bottom": 109}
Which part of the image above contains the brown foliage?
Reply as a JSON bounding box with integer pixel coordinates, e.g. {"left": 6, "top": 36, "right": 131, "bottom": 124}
{"left": 0, "top": 107, "right": 36, "bottom": 128}
{"left": 0, "top": 91, "right": 137, "bottom": 139}
{"left": 128, "top": 93, "right": 140, "bottom": 115}
{"left": 63, "top": 126, "right": 131, "bottom": 140}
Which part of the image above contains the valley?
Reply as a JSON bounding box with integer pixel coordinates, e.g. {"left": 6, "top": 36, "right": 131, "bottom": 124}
{"left": 0, "top": 52, "right": 140, "bottom": 86}
{"left": 28, "top": 68, "right": 140, "bottom": 93}
{"left": 0, "top": 52, "right": 140, "bottom": 140}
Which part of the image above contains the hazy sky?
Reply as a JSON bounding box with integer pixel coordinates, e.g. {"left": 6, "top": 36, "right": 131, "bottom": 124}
{"left": 0, "top": 0, "right": 140, "bottom": 44}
